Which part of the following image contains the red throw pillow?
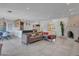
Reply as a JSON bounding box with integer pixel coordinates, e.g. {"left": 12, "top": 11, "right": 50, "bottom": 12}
{"left": 48, "top": 35, "right": 52, "bottom": 39}
{"left": 43, "top": 32, "right": 48, "bottom": 35}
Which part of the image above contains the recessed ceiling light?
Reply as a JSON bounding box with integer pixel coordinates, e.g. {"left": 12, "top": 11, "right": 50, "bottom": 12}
{"left": 26, "top": 7, "right": 30, "bottom": 10}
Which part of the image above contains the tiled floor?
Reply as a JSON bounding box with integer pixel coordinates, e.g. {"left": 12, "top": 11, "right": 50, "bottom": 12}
{"left": 1, "top": 37, "right": 79, "bottom": 56}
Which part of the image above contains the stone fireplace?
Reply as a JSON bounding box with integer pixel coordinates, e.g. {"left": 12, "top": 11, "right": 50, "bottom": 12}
{"left": 67, "top": 31, "right": 74, "bottom": 39}
{"left": 66, "top": 16, "right": 79, "bottom": 40}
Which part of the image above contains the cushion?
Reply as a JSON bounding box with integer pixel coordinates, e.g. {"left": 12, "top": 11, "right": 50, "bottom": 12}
{"left": 42, "top": 32, "right": 49, "bottom": 35}
{"left": 48, "top": 35, "right": 56, "bottom": 39}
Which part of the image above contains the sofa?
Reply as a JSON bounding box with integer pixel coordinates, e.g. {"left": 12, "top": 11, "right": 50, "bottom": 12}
{"left": 27, "top": 32, "right": 43, "bottom": 44}
{"left": 22, "top": 31, "right": 56, "bottom": 45}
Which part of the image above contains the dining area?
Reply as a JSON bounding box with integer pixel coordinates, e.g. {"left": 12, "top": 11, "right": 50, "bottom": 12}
{"left": 0, "top": 31, "right": 12, "bottom": 41}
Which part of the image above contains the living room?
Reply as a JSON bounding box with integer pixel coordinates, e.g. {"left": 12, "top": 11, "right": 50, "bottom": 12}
{"left": 0, "top": 3, "right": 79, "bottom": 56}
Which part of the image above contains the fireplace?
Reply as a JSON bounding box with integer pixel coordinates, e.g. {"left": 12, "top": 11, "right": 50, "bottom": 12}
{"left": 68, "top": 31, "right": 74, "bottom": 39}
{"left": 65, "top": 16, "right": 79, "bottom": 40}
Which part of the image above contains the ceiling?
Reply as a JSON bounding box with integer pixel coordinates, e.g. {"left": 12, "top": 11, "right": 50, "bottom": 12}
{"left": 0, "top": 3, "right": 79, "bottom": 20}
